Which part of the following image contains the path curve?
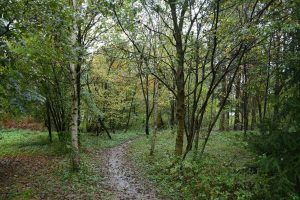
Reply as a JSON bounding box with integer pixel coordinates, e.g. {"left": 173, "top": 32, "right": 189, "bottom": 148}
{"left": 101, "top": 140, "right": 159, "bottom": 200}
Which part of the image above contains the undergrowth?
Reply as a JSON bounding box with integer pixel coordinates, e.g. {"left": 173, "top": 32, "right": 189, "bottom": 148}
{"left": 128, "top": 130, "right": 270, "bottom": 200}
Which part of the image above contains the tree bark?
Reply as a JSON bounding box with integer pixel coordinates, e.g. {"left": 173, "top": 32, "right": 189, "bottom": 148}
{"left": 168, "top": 0, "right": 187, "bottom": 156}
{"left": 219, "top": 75, "right": 227, "bottom": 131}
{"left": 150, "top": 79, "right": 159, "bottom": 156}
{"left": 70, "top": 0, "right": 80, "bottom": 171}
{"left": 71, "top": 63, "right": 80, "bottom": 171}
{"left": 46, "top": 98, "right": 52, "bottom": 143}
{"left": 170, "top": 98, "right": 175, "bottom": 127}
{"left": 233, "top": 72, "right": 241, "bottom": 130}
{"left": 250, "top": 98, "right": 257, "bottom": 130}
{"left": 242, "top": 64, "right": 248, "bottom": 135}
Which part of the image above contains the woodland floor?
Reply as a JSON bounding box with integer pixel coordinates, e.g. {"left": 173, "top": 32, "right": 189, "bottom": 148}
{"left": 0, "top": 129, "right": 149, "bottom": 200}
{"left": 0, "top": 129, "right": 265, "bottom": 200}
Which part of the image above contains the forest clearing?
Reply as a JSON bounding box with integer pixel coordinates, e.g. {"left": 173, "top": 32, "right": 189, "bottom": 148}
{"left": 0, "top": 0, "right": 299, "bottom": 199}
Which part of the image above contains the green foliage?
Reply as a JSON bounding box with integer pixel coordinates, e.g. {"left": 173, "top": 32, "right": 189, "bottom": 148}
{"left": 247, "top": 2, "right": 300, "bottom": 198}
{"left": 83, "top": 54, "right": 139, "bottom": 131}
{"left": 129, "top": 130, "right": 268, "bottom": 199}
{"left": 247, "top": 61, "right": 300, "bottom": 199}
{"left": 0, "top": 0, "right": 299, "bottom": 198}
{"left": 248, "top": 119, "right": 300, "bottom": 199}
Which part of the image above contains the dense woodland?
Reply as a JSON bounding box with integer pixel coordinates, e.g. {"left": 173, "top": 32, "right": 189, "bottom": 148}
{"left": 0, "top": 0, "right": 299, "bottom": 199}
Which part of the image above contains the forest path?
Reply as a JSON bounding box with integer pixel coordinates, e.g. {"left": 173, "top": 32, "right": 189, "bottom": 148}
{"left": 100, "top": 139, "right": 159, "bottom": 200}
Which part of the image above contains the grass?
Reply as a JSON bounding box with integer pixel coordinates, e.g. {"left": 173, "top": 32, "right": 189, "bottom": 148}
{"left": 0, "top": 129, "right": 67, "bottom": 156}
{"left": 128, "top": 130, "right": 269, "bottom": 200}
{"left": 0, "top": 127, "right": 269, "bottom": 199}
{"left": 81, "top": 129, "right": 142, "bottom": 150}
{"left": 0, "top": 128, "right": 141, "bottom": 199}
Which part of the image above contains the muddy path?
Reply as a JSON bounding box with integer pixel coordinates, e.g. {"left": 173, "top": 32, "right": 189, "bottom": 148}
{"left": 101, "top": 140, "right": 159, "bottom": 200}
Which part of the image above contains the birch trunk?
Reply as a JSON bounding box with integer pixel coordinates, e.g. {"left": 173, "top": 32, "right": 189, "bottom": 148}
{"left": 70, "top": 0, "right": 80, "bottom": 171}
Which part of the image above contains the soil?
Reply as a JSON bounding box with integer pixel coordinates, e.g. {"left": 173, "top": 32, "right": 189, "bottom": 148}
{"left": 0, "top": 155, "right": 59, "bottom": 199}
{"left": 101, "top": 140, "right": 160, "bottom": 200}
{"left": 0, "top": 139, "right": 160, "bottom": 199}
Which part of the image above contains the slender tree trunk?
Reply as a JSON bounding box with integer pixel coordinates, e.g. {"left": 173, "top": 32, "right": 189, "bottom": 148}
{"left": 185, "top": 33, "right": 201, "bottom": 154}
{"left": 273, "top": 33, "right": 283, "bottom": 121}
{"left": 250, "top": 98, "right": 257, "bottom": 130}
{"left": 76, "top": 23, "right": 82, "bottom": 145}
{"left": 234, "top": 72, "right": 241, "bottom": 130}
{"left": 145, "top": 108, "right": 150, "bottom": 135}
{"left": 257, "top": 96, "right": 262, "bottom": 123}
{"left": 225, "top": 111, "right": 230, "bottom": 131}
{"left": 200, "top": 65, "right": 241, "bottom": 157}
{"left": 139, "top": 69, "right": 150, "bottom": 135}
{"left": 71, "top": 63, "right": 80, "bottom": 171}
{"left": 125, "top": 86, "right": 137, "bottom": 132}
{"left": 98, "top": 117, "right": 112, "bottom": 139}
{"left": 219, "top": 76, "right": 227, "bottom": 131}
{"left": 70, "top": 0, "right": 80, "bottom": 171}
{"left": 273, "top": 71, "right": 281, "bottom": 119}
{"left": 76, "top": 63, "right": 81, "bottom": 145}
{"left": 263, "top": 36, "right": 272, "bottom": 120}
{"left": 150, "top": 79, "right": 159, "bottom": 156}
{"left": 170, "top": 98, "right": 175, "bottom": 127}
{"left": 219, "top": 112, "right": 225, "bottom": 131}
{"left": 156, "top": 111, "right": 164, "bottom": 129}
{"left": 242, "top": 65, "right": 248, "bottom": 135}
{"left": 46, "top": 98, "right": 52, "bottom": 143}
{"left": 170, "top": 78, "right": 176, "bottom": 130}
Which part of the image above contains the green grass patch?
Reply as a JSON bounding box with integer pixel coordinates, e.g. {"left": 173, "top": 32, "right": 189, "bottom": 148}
{"left": 0, "top": 128, "right": 142, "bottom": 156}
{"left": 81, "top": 129, "right": 142, "bottom": 150}
{"left": 0, "top": 128, "right": 142, "bottom": 199}
{"left": 0, "top": 129, "right": 67, "bottom": 156}
{"left": 128, "top": 130, "right": 269, "bottom": 200}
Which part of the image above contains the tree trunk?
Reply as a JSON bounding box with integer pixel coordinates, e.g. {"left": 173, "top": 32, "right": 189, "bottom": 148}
{"left": 98, "top": 117, "right": 112, "bottom": 139}
{"left": 46, "top": 98, "right": 52, "bottom": 143}
{"left": 219, "top": 112, "right": 225, "bottom": 131}
{"left": 76, "top": 63, "right": 81, "bottom": 145}
{"left": 244, "top": 109, "right": 248, "bottom": 134}
{"left": 156, "top": 111, "right": 164, "bottom": 129}
{"left": 273, "top": 71, "right": 281, "bottom": 119}
{"left": 175, "top": 59, "right": 185, "bottom": 156}
{"left": 200, "top": 64, "right": 241, "bottom": 157}
{"left": 219, "top": 76, "right": 227, "bottom": 131}
{"left": 170, "top": 96, "right": 176, "bottom": 127}
{"left": 242, "top": 65, "right": 249, "bottom": 135}
{"left": 225, "top": 111, "right": 230, "bottom": 131}
{"left": 145, "top": 108, "right": 150, "bottom": 135}
{"left": 125, "top": 86, "right": 137, "bottom": 132}
{"left": 250, "top": 98, "right": 257, "bottom": 130}
{"left": 150, "top": 79, "right": 159, "bottom": 156}
{"left": 233, "top": 72, "right": 241, "bottom": 130}
{"left": 139, "top": 70, "right": 150, "bottom": 135}
{"left": 70, "top": 0, "right": 80, "bottom": 171}
{"left": 257, "top": 96, "right": 262, "bottom": 123}
{"left": 263, "top": 36, "right": 272, "bottom": 120}
{"left": 71, "top": 63, "right": 80, "bottom": 171}
{"left": 169, "top": 0, "right": 186, "bottom": 156}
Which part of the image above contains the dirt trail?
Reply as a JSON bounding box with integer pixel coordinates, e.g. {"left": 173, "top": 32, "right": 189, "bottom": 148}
{"left": 101, "top": 140, "right": 159, "bottom": 200}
